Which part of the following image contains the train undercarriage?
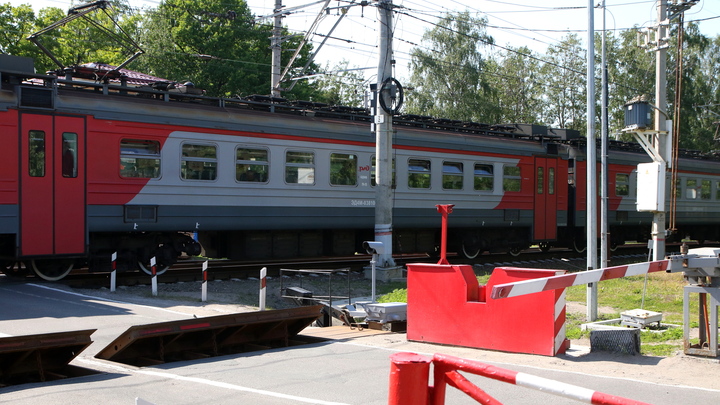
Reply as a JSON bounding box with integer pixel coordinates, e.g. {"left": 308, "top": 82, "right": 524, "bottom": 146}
{"left": 1, "top": 221, "right": 717, "bottom": 281}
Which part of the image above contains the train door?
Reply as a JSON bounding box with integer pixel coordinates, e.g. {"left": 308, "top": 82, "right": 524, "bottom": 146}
{"left": 19, "top": 113, "right": 86, "bottom": 258}
{"left": 533, "top": 157, "right": 558, "bottom": 241}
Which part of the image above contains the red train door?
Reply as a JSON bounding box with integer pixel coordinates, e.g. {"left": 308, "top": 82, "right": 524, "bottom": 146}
{"left": 533, "top": 157, "right": 558, "bottom": 241}
{"left": 19, "top": 113, "right": 86, "bottom": 256}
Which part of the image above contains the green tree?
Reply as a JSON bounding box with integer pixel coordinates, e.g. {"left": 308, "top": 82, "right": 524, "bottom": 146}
{"left": 668, "top": 23, "right": 716, "bottom": 151}
{"left": 405, "top": 11, "right": 499, "bottom": 123}
{"left": 310, "top": 59, "right": 367, "bottom": 106}
{"left": 486, "top": 46, "right": 543, "bottom": 124}
{"left": 0, "top": 3, "right": 42, "bottom": 60}
{"left": 135, "top": 0, "right": 320, "bottom": 99}
{"left": 538, "top": 34, "right": 586, "bottom": 132}
{"left": 2, "top": 1, "right": 142, "bottom": 74}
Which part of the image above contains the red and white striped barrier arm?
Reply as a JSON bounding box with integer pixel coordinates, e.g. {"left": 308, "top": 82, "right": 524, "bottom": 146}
{"left": 433, "top": 353, "right": 651, "bottom": 405}
{"left": 491, "top": 260, "right": 670, "bottom": 300}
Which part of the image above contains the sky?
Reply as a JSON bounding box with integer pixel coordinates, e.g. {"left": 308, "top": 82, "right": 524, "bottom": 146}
{"left": 8, "top": 0, "right": 720, "bottom": 83}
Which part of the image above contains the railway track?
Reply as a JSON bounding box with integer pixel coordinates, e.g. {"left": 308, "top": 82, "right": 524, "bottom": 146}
{"left": 2, "top": 241, "right": 700, "bottom": 289}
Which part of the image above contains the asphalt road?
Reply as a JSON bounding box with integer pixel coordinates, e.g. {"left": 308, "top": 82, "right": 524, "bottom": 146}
{"left": 1, "top": 276, "right": 718, "bottom": 405}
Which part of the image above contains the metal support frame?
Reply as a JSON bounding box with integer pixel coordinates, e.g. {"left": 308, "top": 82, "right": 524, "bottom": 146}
{"left": 683, "top": 286, "right": 719, "bottom": 357}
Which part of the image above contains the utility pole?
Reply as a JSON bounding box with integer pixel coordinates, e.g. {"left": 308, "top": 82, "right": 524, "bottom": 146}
{"left": 373, "top": 0, "right": 395, "bottom": 268}
{"left": 270, "top": 0, "right": 283, "bottom": 97}
{"left": 650, "top": 0, "right": 669, "bottom": 262}
{"left": 600, "top": 0, "right": 609, "bottom": 271}
{"left": 627, "top": 1, "right": 698, "bottom": 262}
{"left": 586, "top": 0, "right": 598, "bottom": 321}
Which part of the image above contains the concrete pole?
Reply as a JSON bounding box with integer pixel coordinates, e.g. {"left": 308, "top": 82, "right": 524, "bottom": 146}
{"left": 270, "top": 0, "right": 283, "bottom": 97}
{"left": 374, "top": 0, "right": 395, "bottom": 267}
{"left": 586, "top": 0, "right": 598, "bottom": 321}
{"left": 600, "top": 0, "right": 609, "bottom": 270}
{"left": 652, "top": 0, "right": 668, "bottom": 261}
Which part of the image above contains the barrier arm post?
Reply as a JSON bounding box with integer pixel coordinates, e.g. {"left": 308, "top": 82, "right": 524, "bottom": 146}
{"left": 432, "top": 353, "right": 652, "bottom": 405}
{"left": 388, "top": 352, "right": 431, "bottom": 405}
{"left": 435, "top": 204, "right": 454, "bottom": 265}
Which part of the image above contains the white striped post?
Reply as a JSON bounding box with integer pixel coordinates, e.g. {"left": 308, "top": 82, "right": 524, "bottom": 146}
{"left": 259, "top": 267, "right": 267, "bottom": 311}
{"left": 201, "top": 260, "right": 208, "bottom": 302}
{"left": 151, "top": 256, "right": 158, "bottom": 296}
{"left": 110, "top": 251, "right": 117, "bottom": 292}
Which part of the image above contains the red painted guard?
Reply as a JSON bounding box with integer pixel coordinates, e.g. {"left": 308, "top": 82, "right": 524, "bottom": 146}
{"left": 406, "top": 264, "right": 570, "bottom": 356}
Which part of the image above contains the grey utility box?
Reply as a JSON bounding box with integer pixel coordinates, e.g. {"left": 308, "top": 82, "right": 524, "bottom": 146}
{"left": 624, "top": 100, "right": 653, "bottom": 130}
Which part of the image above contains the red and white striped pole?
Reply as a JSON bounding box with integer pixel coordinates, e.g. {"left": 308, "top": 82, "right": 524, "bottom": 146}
{"left": 259, "top": 267, "right": 267, "bottom": 311}
{"left": 110, "top": 251, "right": 117, "bottom": 292}
{"left": 491, "top": 260, "right": 670, "bottom": 300}
{"left": 201, "top": 260, "right": 208, "bottom": 302}
{"left": 150, "top": 256, "right": 158, "bottom": 296}
{"left": 431, "top": 353, "right": 651, "bottom": 405}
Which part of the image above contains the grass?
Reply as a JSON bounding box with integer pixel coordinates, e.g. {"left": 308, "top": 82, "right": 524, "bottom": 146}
{"left": 377, "top": 269, "right": 694, "bottom": 357}
{"left": 564, "top": 272, "right": 689, "bottom": 324}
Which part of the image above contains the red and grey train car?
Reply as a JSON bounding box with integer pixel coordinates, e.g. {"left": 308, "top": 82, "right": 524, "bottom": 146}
{"left": 1, "top": 55, "right": 719, "bottom": 280}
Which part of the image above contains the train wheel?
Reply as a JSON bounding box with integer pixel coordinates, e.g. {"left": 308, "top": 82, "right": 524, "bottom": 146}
{"left": 508, "top": 246, "right": 523, "bottom": 257}
{"left": 137, "top": 261, "right": 170, "bottom": 276}
{"left": 461, "top": 241, "right": 481, "bottom": 259}
{"left": 31, "top": 259, "right": 74, "bottom": 281}
{"left": 573, "top": 239, "right": 587, "bottom": 253}
{"left": 2, "top": 260, "right": 30, "bottom": 278}
{"left": 539, "top": 242, "right": 552, "bottom": 252}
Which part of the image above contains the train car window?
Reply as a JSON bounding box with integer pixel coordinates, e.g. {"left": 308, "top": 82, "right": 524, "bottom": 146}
{"left": 686, "top": 179, "right": 697, "bottom": 199}
{"left": 28, "top": 130, "right": 45, "bottom": 177}
{"left": 370, "top": 156, "right": 395, "bottom": 187}
{"left": 615, "top": 173, "right": 630, "bottom": 196}
{"left": 120, "top": 139, "right": 161, "bottom": 178}
{"left": 61, "top": 133, "right": 77, "bottom": 178}
{"left": 236, "top": 148, "right": 269, "bottom": 182}
{"left": 548, "top": 167, "right": 555, "bottom": 195}
{"left": 716, "top": 181, "right": 720, "bottom": 200}
{"left": 442, "top": 162, "right": 463, "bottom": 190}
{"left": 330, "top": 153, "right": 357, "bottom": 186}
{"left": 675, "top": 178, "right": 682, "bottom": 198}
{"left": 701, "top": 180, "right": 711, "bottom": 200}
{"left": 182, "top": 143, "right": 217, "bottom": 181}
{"left": 537, "top": 167, "right": 544, "bottom": 194}
{"left": 473, "top": 163, "right": 493, "bottom": 191}
{"left": 503, "top": 166, "right": 521, "bottom": 192}
{"left": 285, "top": 150, "right": 315, "bottom": 184}
{"left": 408, "top": 159, "right": 431, "bottom": 189}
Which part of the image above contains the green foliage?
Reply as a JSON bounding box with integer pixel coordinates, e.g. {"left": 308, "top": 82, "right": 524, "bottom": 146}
{"left": 539, "top": 34, "right": 587, "bottom": 132}
{"left": 405, "top": 11, "right": 500, "bottom": 123}
{"left": 311, "top": 60, "right": 367, "bottom": 106}
{"left": 134, "top": 0, "right": 320, "bottom": 99}
{"left": 377, "top": 288, "right": 407, "bottom": 303}
{"left": 486, "top": 46, "right": 544, "bottom": 124}
{"left": 134, "top": 0, "right": 265, "bottom": 97}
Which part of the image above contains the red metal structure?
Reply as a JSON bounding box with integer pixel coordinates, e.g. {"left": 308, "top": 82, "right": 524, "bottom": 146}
{"left": 388, "top": 352, "right": 652, "bottom": 405}
{"left": 407, "top": 203, "right": 569, "bottom": 356}
{"left": 406, "top": 263, "right": 569, "bottom": 356}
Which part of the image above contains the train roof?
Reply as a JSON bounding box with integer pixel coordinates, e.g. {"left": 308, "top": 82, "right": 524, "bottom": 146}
{"left": 2, "top": 54, "right": 720, "bottom": 164}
